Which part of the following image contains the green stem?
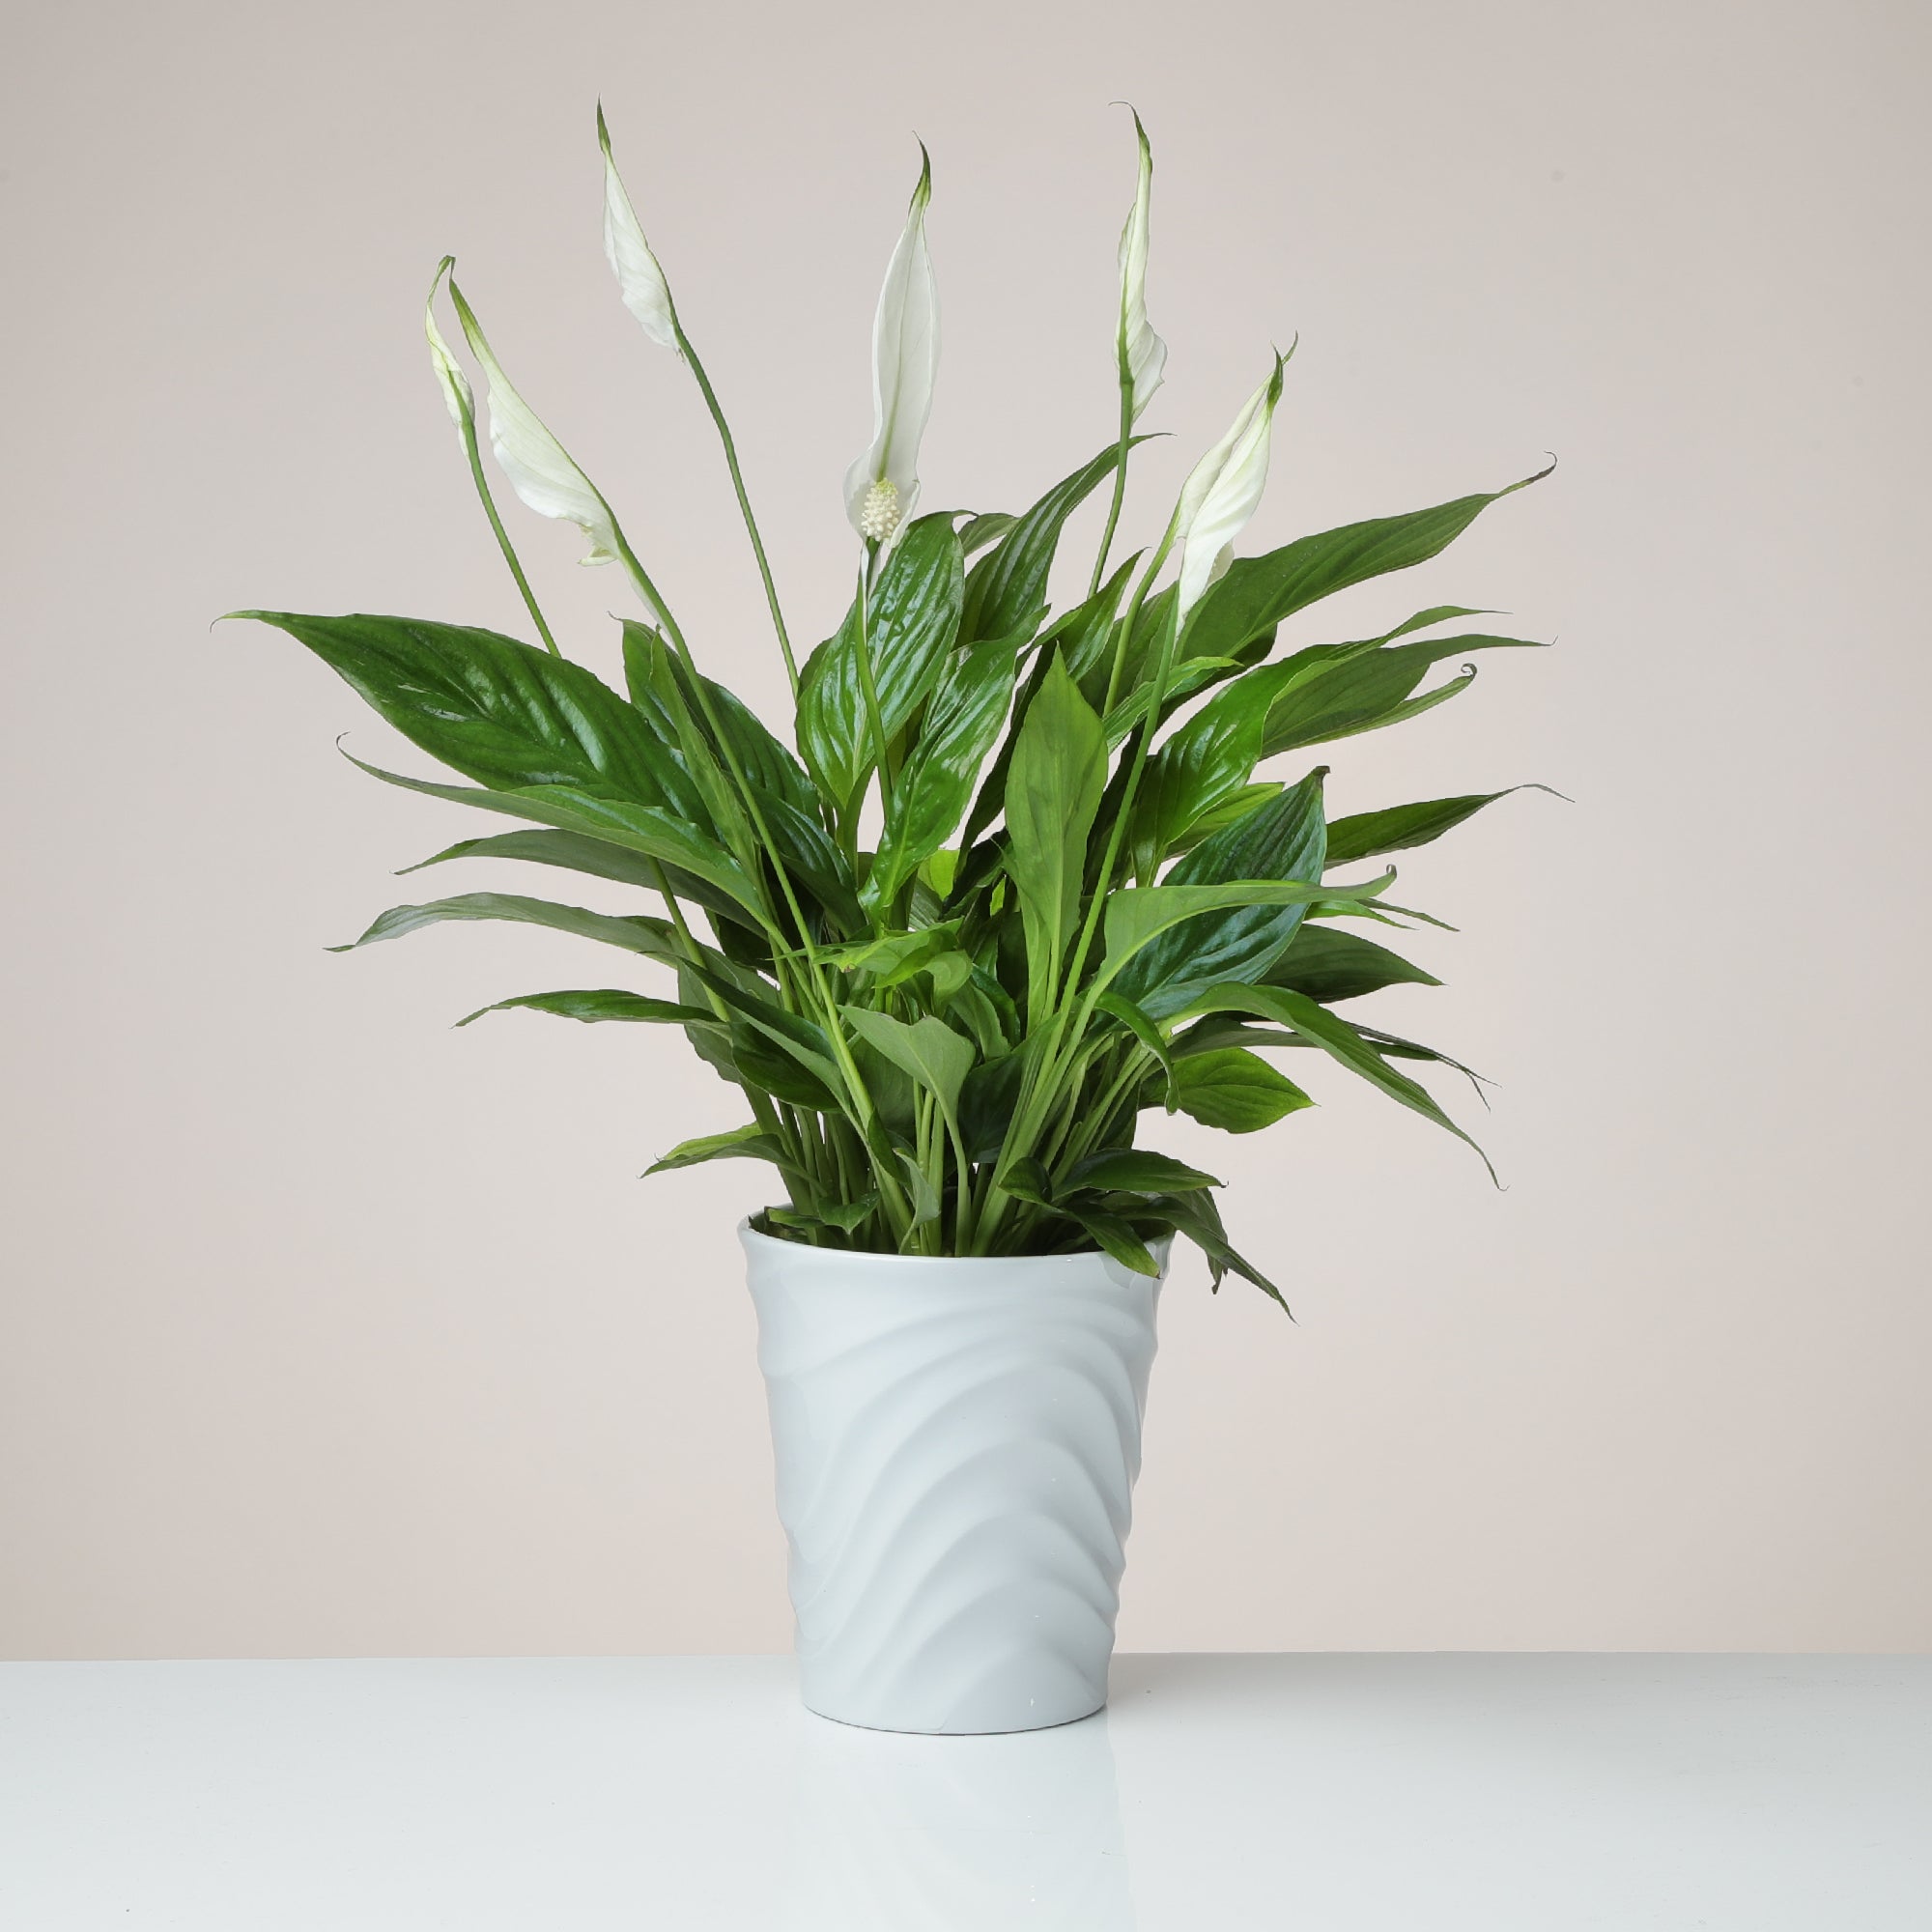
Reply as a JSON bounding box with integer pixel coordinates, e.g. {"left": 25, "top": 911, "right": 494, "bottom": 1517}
{"left": 612, "top": 533, "right": 911, "bottom": 1236}
{"left": 677, "top": 331, "right": 800, "bottom": 693}
{"left": 458, "top": 413, "right": 559, "bottom": 656}
{"left": 1088, "top": 381, "right": 1135, "bottom": 597}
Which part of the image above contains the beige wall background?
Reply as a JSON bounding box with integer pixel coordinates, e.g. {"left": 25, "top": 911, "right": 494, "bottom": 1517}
{"left": 4, "top": 0, "right": 1927, "bottom": 1659}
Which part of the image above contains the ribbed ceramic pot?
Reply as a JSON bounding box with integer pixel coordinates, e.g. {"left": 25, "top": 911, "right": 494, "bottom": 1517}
{"left": 741, "top": 1222, "right": 1165, "bottom": 1735}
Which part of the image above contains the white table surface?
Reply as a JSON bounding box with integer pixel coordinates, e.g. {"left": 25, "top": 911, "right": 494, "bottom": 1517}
{"left": 3, "top": 1654, "right": 1926, "bottom": 1928}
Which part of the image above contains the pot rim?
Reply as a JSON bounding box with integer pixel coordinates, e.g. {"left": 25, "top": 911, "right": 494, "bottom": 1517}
{"left": 738, "top": 1217, "right": 1171, "bottom": 1273}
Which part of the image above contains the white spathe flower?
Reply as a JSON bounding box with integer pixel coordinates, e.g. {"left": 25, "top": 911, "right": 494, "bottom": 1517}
{"left": 1117, "top": 107, "right": 1166, "bottom": 424}
{"left": 843, "top": 145, "right": 939, "bottom": 543}
{"left": 598, "top": 104, "right": 681, "bottom": 355}
{"left": 424, "top": 256, "right": 474, "bottom": 435}
{"left": 1173, "top": 350, "right": 1289, "bottom": 622}
{"left": 446, "top": 272, "right": 639, "bottom": 588}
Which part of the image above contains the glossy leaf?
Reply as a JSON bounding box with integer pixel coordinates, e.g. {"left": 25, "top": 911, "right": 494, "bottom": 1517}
{"left": 959, "top": 442, "right": 1144, "bottom": 645}
{"left": 1188, "top": 983, "right": 1492, "bottom": 1178}
{"left": 1262, "top": 635, "right": 1545, "bottom": 757}
{"left": 796, "top": 514, "right": 965, "bottom": 810}
{"left": 339, "top": 752, "right": 766, "bottom": 921}
{"left": 241, "top": 611, "right": 707, "bottom": 816}
{"left": 1181, "top": 462, "right": 1554, "bottom": 667}
{"left": 1108, "top": 768, "right": 1333, "bottom": 1019}
{"left": 1324, "top": 785, "right": 1555, "bottom": 867}
{"left": 867, "top": 627, "right": 1020, "bottom": 909}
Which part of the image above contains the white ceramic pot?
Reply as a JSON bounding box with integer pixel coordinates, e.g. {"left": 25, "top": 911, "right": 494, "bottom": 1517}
{"left": 741, "top": 1223, "right": 1165, "bottom": 1735}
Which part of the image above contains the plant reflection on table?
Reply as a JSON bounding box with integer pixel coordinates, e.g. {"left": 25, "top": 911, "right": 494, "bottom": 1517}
{"left": 781, "top": 1704, "right": 1134, "bottom": 1929}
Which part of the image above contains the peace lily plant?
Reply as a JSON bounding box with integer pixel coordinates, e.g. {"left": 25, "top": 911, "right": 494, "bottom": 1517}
{"left": 236, "top": 110, "right": 1550, "bottom": 1303}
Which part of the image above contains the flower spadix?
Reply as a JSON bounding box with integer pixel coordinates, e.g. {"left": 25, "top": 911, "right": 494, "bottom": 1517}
{"left": 844, "top": 145, "right": 939, "bottom": 546}
{"left": 444, "top": 271, "right": 656, "bottom": 609}
{"left": 1172, "top": 348, "right": 1289, "bottom": 622}
{"left": 598, "top": 104, "right": 680, "bottom": 354}
{"left": 1116, "top": 108, "right": 1166, "bottom": 424}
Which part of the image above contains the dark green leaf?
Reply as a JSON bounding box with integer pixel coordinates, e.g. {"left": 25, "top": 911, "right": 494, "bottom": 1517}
{"left": 1262, "top": 635, "right": 1543, "bottom": 757}
{"left": 958, "top": 1051, "right": 1025, "bottom": 1161}
{"left": 1324, "top": 784, "right": 1558, "bottom": 867}
{"left": 1266, "top": 925, "right": 1440, "bottom": 1002}
{"left": 958, "top": 442, "right": 1145, "bottom": 645}
{"left": 1179, "top": 463, "right": 1553, "bottom": 666}
{"left": 240, "top": 611, "right": 717, "bottom": 823}
{"left": 1052, "top": 1203, "right": 1161, "bottom": 1276}
{"left": 329, "top": 891, "right": 684, "bottom": 962}
{"left": 455, "top": 987, "right": 712, "bottom": 1027}
{"left": 1188, "top": 983, "right": 1492, "bottom": 1179}
{"left": 341, "top": 752, "right": 769, "bottom": 921}
{"left": 867, "top": 627, "right": 1020, "bottom": 909}
{"left": 796, "top": 515, "right": 965, "bottom": 810}
{"left": 1065, "top": 1149, "right": 1221, "bottom": 1194}
{"left": 1094, "top": 990, "right": 1176, "bottom": 1107}
{"left": 1108, "top": 767, "right": 1333, "bottom": 1019}
{"left": 399, "top": 828, "right": 667, "bottom": 889}
{"left": 1151, "top": 1189, "right": 1290, "bottom": 1310}
{"left": 1169, "top": 1048, "right": 1314, "bottom": 1132}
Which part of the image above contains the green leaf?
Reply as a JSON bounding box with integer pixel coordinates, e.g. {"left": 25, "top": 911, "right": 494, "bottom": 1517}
{"left": 1188, "top": 983, "right": 1492, "bottom": 1178}
{"left": 867, "top": 627, "right": 1020, "bottom": 909}
{"left": 399, "top": 828, "right": 668, "bottom": 889}
{"left": 1261, "top": 635, "right": 1543, "bottom": 757}
{"left": 958, "top": 511, "right": 1016, "bottom": 555}
{"left": 1065, "top": 1149, "right": 1221, "bottom": 1194}
{"left": 1179, "top": 463, "right": 1553, "bottom": 666}
{"left": 896, "top": 1151, "right": 944, "bottom": 1229}
{"left": 1053, "top": 1203, "right": 1161, "bottom": 1276}
{"left": 1003, "top": 655, "right": 1108, "bottom": 1018}
{"left": 1129, "top": 662, "right": 1301, "bottom": 878}
{"left": 817, "top": 1194, "right": 881, "bottom": 1233}
{"left": 240, "top": 611, "right": 712, "bottom": 821}
{"left": 796, "top": 515, "right": 965, "bottom": 810}
{"left": 1094, "top": 989, "right": 1176, "bottom": 1107}
{"left": 329, "top": 891, "right": 685, "bottom": 962}
{"left": 958, "top": 1051, "right": 1026, "bottom": 1161}
{"left": 1101, "top": 873, "right": 1393, "bottom": 993}
{"left": 1108, "top": 766, "right": 1334, "bottom": 1019}
{"left": 838, "top": 1007, "right": 977, "bottom": 1126}
{"left": 1324, "top": 785, "right": 1557, "bottom": 867}
{"left": 1169, "top": 1048, "right": 1314, "bottom": 1131}
{"left": 1265, "top": 926, "right": 1440, "bottom": 1002}
{"left": 1150, "top": 1189, "right": 1289, "bottom": 1310}
{"left": 341, "top": 752, "right": 769, "bottom": 922}
{"left": 957, "top": 442, "right": 1146, "bottom": 645}
{"left": 455, "top": 987, "right": 712, "bottom": 1027}
{"left": 684, "top": 969, "right": 847, "bottom": 1100}
{"left": 644, "top": 1123, "right": 791, "bottom": 1176}
{"left": 727, "top": 1022, "right": 841, "bottom": 1109}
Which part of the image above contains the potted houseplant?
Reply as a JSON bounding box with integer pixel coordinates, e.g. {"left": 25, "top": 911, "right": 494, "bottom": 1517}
{"left": 234, "top": 108, "right": 1548, "bottom": 1734}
